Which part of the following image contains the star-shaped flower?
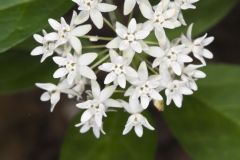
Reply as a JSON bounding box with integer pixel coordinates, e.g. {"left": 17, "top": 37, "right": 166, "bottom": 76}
{"left": 123, "top": 0, "right": 152, "bottom": 19}
{"left": 121, "top": 97, "right": 154, "bottom": 137}
{"left": 175, "top": 0, "right": 199, "bottom": 10}
{"left": 31, "top": 30, "right": 56, "bottom": 62}
{"left": 125, "top": 62, "right": 163, "bottom": 109}
{"left": 53, "top": 53, "right": 97, "bottom": 84}
{"left": 145, "top": 0, "right": 181, "bottom": 34}
{"left": 72, "top": 0, "right": 117, "bottom": 29}
{"left": 75, "top": 80, "right": 122, "bottom": 138}
{"left": 46, "top": 11, "right": 92, "bottom": 53}
{"left": 36, "top": 80, "right": 71, "bottom": 112}
{"left": 98, "top": 50, "right": 138, "bottom": 88}
{"left": 147, "top": 31, "right": 192, "bottom": 76}
{"left": 181, "top": 64, "right": 206, "bottom": 91}
{"left": 107, "top": 18, "right": 150, "bottom": 54}
{"left": 181, "top": 24, "right": 214, "bottom": 65}
{"left": 165, "top": 80, "right": 193, "bottom": 107}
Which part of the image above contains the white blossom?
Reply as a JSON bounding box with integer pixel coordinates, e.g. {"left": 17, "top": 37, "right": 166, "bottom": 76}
{"left": 75, "top": 117, "right": 106, "bottom": 138}
{"left": 175, "top": 0, "right": 199, "bottom": 10}
{"left": 165, "top": 80, "right": 193, "bottom": 108}
{"left": 106, "top": 18, "right": 150, "bottom": 54}
{"left": 53, "top": 53, "right": 97, "bottom": 84}
{"left": 31, "top": 30, "right": 56, "bottom": 62}
{"left": 122, "top": 97, "right": 154, "bottom": 137}
{"left": 181, "top": 24, "right": 214, "bottom": 65}
{"left": 98, "top": 50, "right": 138, "bottom": 88}
{"left": 125, "top": 62, "right": 163, "bottom": 109}
{"left": 75, "top": 80, "right": 122, "bottom": 138}
{"left": 32, "top": 0, "right": 214, "bottom": 138}
{"left": 36, "top": 80, "right": 71, "bottom": 112}
{"left": 46, "top": 11, "right": 92, "bottom": 53}
{"left": 123, "top": 0, "right": 152, "bottom": 19}
{"left": 145, "top": 0, "right": 181, "bottom": 34}
{"left": 72, "top": 0, "right": 117, "bottom": 29}
{"left": 148, "top": 33, "right": 192, "bottom": 76}
{"left": 181, "top": 64, "right": 206, "bottom": 91}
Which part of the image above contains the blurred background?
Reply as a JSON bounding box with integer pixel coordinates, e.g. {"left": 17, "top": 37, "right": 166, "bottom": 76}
{"left": 0, "top": 1, "right": 240, "bottom": 160}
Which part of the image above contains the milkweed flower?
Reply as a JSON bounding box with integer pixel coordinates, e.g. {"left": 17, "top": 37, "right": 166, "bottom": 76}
{"left": 31, "top": 0, "right": 214, "bottom": 138}
{"left": 72, "top": 0, "right": 117, "bottom": 29}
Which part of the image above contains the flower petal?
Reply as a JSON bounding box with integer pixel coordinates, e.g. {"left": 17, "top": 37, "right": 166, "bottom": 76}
{"left": 53, "top": 68, "right": 68, "bottom": 78}
{"left": 100, "top": 85, "right": 116, "bottom": 102}
{"left": 79, "top": 66, "right": 97, "bottom": 79}
{"left": 104, "top": 72, "right": 117, "bottom": 84}
{"left": 71, "top": 24, "right": 92, "bottom": 37}
{"left": 90, "top": 9, "right": 103, "bottom": 29}
{"left": 78, "top": 53, "right": 97, "bottom": 65}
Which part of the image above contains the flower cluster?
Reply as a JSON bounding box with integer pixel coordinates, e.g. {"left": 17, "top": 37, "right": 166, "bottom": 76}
{"left": 31, "top": 0, "right": 214, "bottom": 138}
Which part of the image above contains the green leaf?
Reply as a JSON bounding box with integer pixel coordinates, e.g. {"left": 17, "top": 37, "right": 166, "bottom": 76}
{"left": 0, "top": 49, "right": 56, "bottom": 94}
{"left": 0, "top": 0, "right": 73, "bottom": 53}
{"left": 163, "top": 64, "right": 240, "bottom": 159}
{"left": 60, "top": 112, "right": 157, "bottom": 160}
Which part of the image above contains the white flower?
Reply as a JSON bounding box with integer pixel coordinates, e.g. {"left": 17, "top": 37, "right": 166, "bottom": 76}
{"left": 125, "top": 62, "right": 163, "bottom": 109}
{"left": 67, "top": 77, "right": 88, "bottom": 99}
{"left": 181, "top": 64, "right": 206, "bottom": 91}
{"left": 122, "top": 97, "right": 154, "bottom": 137}
{"left": 148, "top": 34, "right": 192, "bottom": 76}
{"left": 145, "top": 0, "right": 181, "bottom": 34}
{"left": 72, "top": 0, "right": 117, "bottom": 29}
{"left": 175, "top": 0, "right": 199, "bottom": 10}
{"left": 32, "top": 0, "right": 214, "bottom": 138}
{"left": 36, "top": 80, "right": 71, "bottom": 112}
{"left": 165, "top": 80, "right": 193, "bottom": 107}
{"left": 76, "top": 80, "right": 122, "bottom": 138}
{"left": 31, "top": 30, "right": 56, "bottom": 62}
{"left": 53, "top": 53, "right": 97, "bottom": 84}
{"left": 75, "top": 117, "right": 105, "bottom": 138}
{"left": 107, "top": 18, "right": 150, "bottom": 54}
{"left": 123, "top": 0, "right": 152, "bottom": 19}
{"left": 181, "top": 24, "right": 214, "bottom": 65}
{"left": 98, "top": 50, "right": 138, "bottom": 88}
{"left": 46, "top": 11, "right": 92, "bottom": 53}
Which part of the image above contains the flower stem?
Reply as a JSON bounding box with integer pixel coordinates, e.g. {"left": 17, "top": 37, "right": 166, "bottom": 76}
{"left": 128, "top": 10, "right": 134, "bottom": 23}
{"left": 145, "top": 41, "right": 159, "bottom": 45}
{"left": 82, "top": 35, "right": 113, "bottom": 41}
{"left": 105, "top": 0, "right": 117, "bottom": 25}
{"left": 91, "top": 51, "right": 109, "bottom": 69}
{"left": 83, "top": 45, "right": 106, "bottom": 49}
{"left": 103, "top": 17, "right": 115, "bottom": 32}
{"left": 135, "top": 55, "right": 159, "bottom": 75}
{"left": 114, "top": 90, "right": 125, "bottom": 94}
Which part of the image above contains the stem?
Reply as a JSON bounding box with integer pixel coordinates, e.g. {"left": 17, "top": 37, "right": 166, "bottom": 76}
{"left": 135, "top": 55, "right": 159, "bottom": 75}
{"left": 103, "top": 17, "right": 115, "bottom": 32}
{"left": 105, "top": 0, "right": 117, "bottom": 25}
{"left": 114, "top": 90, "right": 125, "bottom": 94}
{"left": 128, "top": 10, "right": 134, "bottom": 23}
{"left": 145, "top": 41, "right": 159, "bottom": 45}
{"left": 82, "top": 45, "right": 106, "bottom": 49}
{"left": 82, "top": 35, "right": 113, "bottom": 41}
{"left": 145, "top": 58, "right": 159, "bottom": 75}
{"left": 91, "top": 51, "right": 110, "bottom": 69}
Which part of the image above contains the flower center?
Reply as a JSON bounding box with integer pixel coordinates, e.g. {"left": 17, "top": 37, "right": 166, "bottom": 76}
{"left": 139, "top": 83, "right": 151, "bottom": 95}
{"left": 66, "top": 61, "right": 76, "bottom": 72}
{"left": 166, "top": 50, "right": 177, "bottom": 61}
{"left": 114, "top": 64, "right": 124, "bottom": 75}
{"left": 59, "top": 26, "right": 71, "bottom": 39}
{"left": 84, "top": 0, "right": 94, "bottom": 8}
{"left": 154, "top": 12, "right": 165, "bottom": 24}
{"left": 126, "top": 33, "right": 135, "bottom": 43}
